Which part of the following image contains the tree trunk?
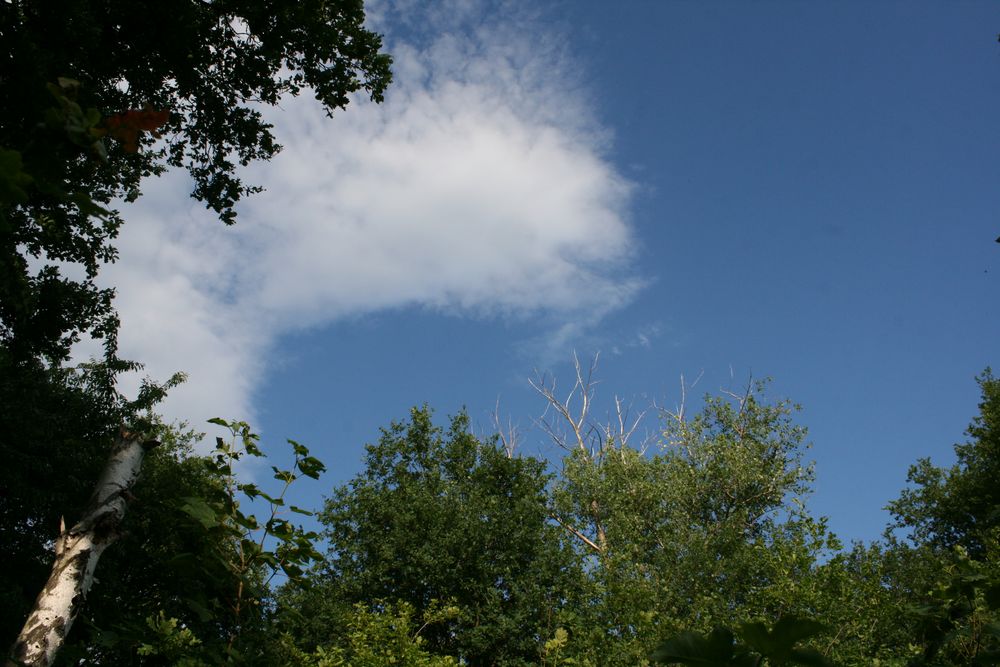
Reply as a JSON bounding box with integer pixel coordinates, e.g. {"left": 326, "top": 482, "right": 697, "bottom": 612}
{"left": 8, "top": 432, "right": 157, "bottom": 667}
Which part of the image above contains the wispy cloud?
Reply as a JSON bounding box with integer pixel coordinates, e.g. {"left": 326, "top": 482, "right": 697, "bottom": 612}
{"left": 94, "top": 0, "right": 642, "bottom": 429}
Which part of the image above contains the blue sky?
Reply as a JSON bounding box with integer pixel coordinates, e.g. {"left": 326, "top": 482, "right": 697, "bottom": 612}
{"left": 99, "top": 0, "right": 999, "bottom": 545}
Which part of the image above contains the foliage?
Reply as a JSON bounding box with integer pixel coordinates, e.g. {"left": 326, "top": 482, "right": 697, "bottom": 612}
{"left": 0, "top": 360, "right": 119, "bottom": 643}
{"left": 0, "top": 0, "right": 389, "bottom": 503}
{"left": 549, "top": 381, "right": 836, "bottom": 664}
{"left": 49, "top": 419, "right": 228, "bottom": 666}
{"left": 810, "top": 541, "right": 1000, "bottom": 667}
{"left": 0, "top": 365, "right": 183, "bottom": 652}
{"left": 38, "top": 418, "right": 327, "bottom": 666}
{"left": 1, "top": 0, "right": 390, "bottom": 362}
{"left": 808, "top": 541, "right": 928, "bottom": 665}
{"left": 650, "top": 615, "right": 834, "bottom": 666}
{"left": 0, "top": 77, "right": 124, "bottom": 363}
{"left": 797, "top": 369, "right": 1000, "bottom": 666}
{"left": 6, "top": 359, "right": 999, "bottom": 665}
{"left": 134, "top": 612, "right": 205, "bottom": 667}
{"left": 888, "top": 370, "right": 1000, "bottom": 559}
{"left": 0, "top": 6, "right": 395, "bottom": 537}
{"left": 270, "top": 601, "right": 459, "bottom": 667}
{"left": 902, "top": 547, "right": 1000, "bottom": 666}
{"left": 2, "top": 2, "right": 390, "bottom": 659}
{"left": 2, "top": 0, "right": 391, "bottom": 221}
{"left": 541, "top": 627, "right": 574, "bottom": 667}
{"left": 869, "top": 369, "right": 1000, "bottom": 665}
{"left": 304, "top": 406, "right": 580, "bottom": 665}
{"left": 173, "top": 418, "right": 326, "bottom": 663}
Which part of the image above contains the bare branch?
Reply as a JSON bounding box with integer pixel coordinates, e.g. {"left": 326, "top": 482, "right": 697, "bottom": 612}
{"left": 721, "top": 372, "right": 753, "bottom": 408}
{"left": 660, "top": 370, "right": 703, "bottom": 427}
{"left": 678, "top": 374, "right": 687, "bottom": 423}
{"left": 532, "top": 352, "right": 659, "bottom": 463}
{"left": 615, "top": 394, "right": 649, "bottom": 448}
{"left": 549, "top": 512, "right": 603, "bottom": 554}
{"left": 721, "top": 373, "right": 754, "bottom": 438}
{"left": 491, "top": 397, "right": 520, "bottom": 458}
{"left": 529, "top": 352, "right": 602, "bottom": 456}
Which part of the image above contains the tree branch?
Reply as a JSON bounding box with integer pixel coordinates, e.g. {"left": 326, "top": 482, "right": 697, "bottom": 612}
{"left": 8, "top": 432, "right": 158, "bottom": 667}
{"left": 549, "top": 512, "right": 603, "bottom": 554}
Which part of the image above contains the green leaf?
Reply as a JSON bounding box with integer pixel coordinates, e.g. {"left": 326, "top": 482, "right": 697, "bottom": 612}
{"left": 240, "top": 538, "right": 262, "bottom": 558}
{"left": 258, "top": 490, "right": 285, "bottom": 506}
{"left": 739, "top": 616, "right": 827, "bottom": 663}
{"left": 738, "top": 622, "right": 774, "bottom": 655}
{"left": 243, "top": 437, "right": 263, "bottom": 457}
{"left": 207, "top": 417, "right": 230, "bottom": 428}
{"left": 238, "top": 483, "right": 260, "bottom": 499}
{"left": 298, "top": 455, "right": 326, "bottom": 479}
{"left": 232, "top": 512, "right": 259, "bottom": 530}
{"left": 282, "top": 562, "right": 305, "bottom": 580}
{"left": 268, "top": 518, "right": 294, "bottom": 539}
{"left": 180, "top": 496, "right": 220, "bottom": 529}
{"left": 288, "top": 438, "right": 308, "bottom": 457}
{"left": 650, "top": 628, "right": 749, "bottom": 665}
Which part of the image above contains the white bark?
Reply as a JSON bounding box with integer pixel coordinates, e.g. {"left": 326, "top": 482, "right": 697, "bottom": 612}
{"left": 532, "top": 353, "right": 651, "bottom": 554}
{"left": 8, "top": 433, "right": 157, "bottom": 667}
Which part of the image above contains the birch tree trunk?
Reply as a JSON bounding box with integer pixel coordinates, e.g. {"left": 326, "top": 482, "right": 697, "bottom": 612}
{"left": 7, "top": 432, "right": 158, "bottom": 667}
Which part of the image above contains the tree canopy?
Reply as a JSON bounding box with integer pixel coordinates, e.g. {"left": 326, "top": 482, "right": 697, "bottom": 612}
{"left": 6, "top": 366, "right": 1000, "bottom": 665}
{"left": 1, "top": 2, "right": 996, "bottom": 665}
{"left": 1, "top": 2, "right": 391, "bottom": 663}
{"left": 313, "top": 407, "right": 579, "bottom": 666}
{"left": 888, "top": 369, "right": 1000, "bottom": 559}
{"left": 0, "top": 0, "right": 391, "bottom": 363}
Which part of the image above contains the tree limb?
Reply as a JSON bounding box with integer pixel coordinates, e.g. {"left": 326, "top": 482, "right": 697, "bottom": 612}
{"left": 8, "top": 432, "right": 158, "bottom": 667}
{"left": 549, "top": 512, "right": 603, "bottom": 554}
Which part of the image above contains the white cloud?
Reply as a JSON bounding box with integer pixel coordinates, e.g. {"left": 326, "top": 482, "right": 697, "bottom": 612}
{"left": 97, "top": 0, "right": 642, "bottom": 430}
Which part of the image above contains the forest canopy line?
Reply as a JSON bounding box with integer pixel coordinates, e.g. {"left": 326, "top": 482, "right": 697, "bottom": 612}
{"left": 3, "top": 365, "right": 999, "bottom": 665}
{"left": 1, "top": 0, "right": 998, "bottom": 666}
{"left": 3, "top": 360, "right": 1000, "bottom": 666}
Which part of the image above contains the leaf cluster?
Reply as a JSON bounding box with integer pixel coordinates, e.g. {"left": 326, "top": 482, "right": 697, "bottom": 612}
{"left": 314, "top": 406, "right": 580, "bottom": 665}
{"left": 1, "top": 0, "right": 392, "bottom": 367}
{"left": 180, "top": 418, "right": 326, "bottom": 615}
{"left": 651, "top": 615, "right": 833, "bottom": 666}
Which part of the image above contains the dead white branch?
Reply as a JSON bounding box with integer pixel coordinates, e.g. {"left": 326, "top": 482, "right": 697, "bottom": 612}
{"left": 721, "top": 374, "right": 754, "bottom": 438}
{"left": 532, "top": 352, "right": 656, "bottom": 458}
{"left": 529, "top": 351, "right": 600, "bottom": 456}
{"left": 657, "top": 371, "right": 704, "bottom": 452}
{"left": 491, "top": 397, "right": 520, "bottom": 459}
{"left": 8, "top": 432, "right": 158, "bottom": 667}
{"left": 549, "top": 512, "right": 603, "bottom": 554}
{"left": 604, "top": 394, "right": 653, "bottom": 457}
{"left": 531, "top": 353, "right": 659, "bottom": 555}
